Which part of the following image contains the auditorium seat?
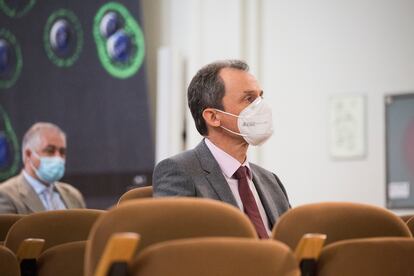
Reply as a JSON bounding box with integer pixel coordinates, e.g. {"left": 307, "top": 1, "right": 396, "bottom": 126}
{"left": 406, "top": 216, "right": 414, "bottom": 236}
{"left": 130, "top": 237, "right": 300, "bottom": 276}
{"left": 117, "top": 186, "right": 153, "bottom": 205}
{"left": 317, "top": 237, "right": 414, "bottom": 276}
{"left": 272, "top": 202, "right": 412, "bottom": 250}
{"left": 0, "top": 245, "right": 19, "bottom": 276}
{"left": 84, "top": 198, "right": 257, "bottom": 276}
{"left": 37, "top": 241, "right": 86, "bottom": 276}
{"left": 4, "top": 209, "right": 104, "bottom": 254}
{"left": 0, "top": 214, "right": 24, "bottom": 244}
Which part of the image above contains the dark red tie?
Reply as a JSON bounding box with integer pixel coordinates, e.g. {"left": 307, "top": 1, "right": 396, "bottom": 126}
{"left": 234, "top": 166, "right": 269, "bottom": 239}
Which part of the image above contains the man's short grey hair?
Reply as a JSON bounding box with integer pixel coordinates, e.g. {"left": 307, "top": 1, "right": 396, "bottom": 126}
{"left": 22, "top": 122, "right": 66, "bottom": 162}
{"left": 187, "top": 59, "right": 249, "bottom": 136}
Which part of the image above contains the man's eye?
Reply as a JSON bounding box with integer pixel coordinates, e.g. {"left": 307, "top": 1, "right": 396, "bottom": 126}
{"left": 246, "top": 96, "right": 257, "bottom": 103}
{"left": 43, "top": 146, "right": 57, "bottom": 155}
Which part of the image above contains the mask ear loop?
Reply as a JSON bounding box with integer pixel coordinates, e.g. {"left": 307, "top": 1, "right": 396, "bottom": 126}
{"left": 220, "top": 125, "right": 248, "bottom": 137}
{"left": 27, "top": 149, "right": 41, "bottom": 175}
{"left": 214, "top": 109, "right": 248, "bottom": 137}
{"left": 214, "top": 109, "right": 239, "bottom": 118}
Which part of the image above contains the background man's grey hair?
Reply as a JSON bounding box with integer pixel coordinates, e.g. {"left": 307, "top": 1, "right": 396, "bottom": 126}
{"left": 22, "top": 122, "right": 66, "bottom": 162}
{"left": 187, "top": 59, "right": 249, "bottom": 136}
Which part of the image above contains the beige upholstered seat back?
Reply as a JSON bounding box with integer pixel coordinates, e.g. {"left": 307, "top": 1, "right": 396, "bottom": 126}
{"left": 85, "top": 198, "right": 257, "bottom": 276}
{"left": 131, "top": 237, "right": 300, "bottom": 276}
{"left": 317, "top": 237, "right": 414, "bottom": 276}
{"left": 5, "top": 209, "right": 104, "bottom": 253}
{"left": 37, "top": 241, "right": 86, "bottom": 276}
{"left": 0, "top": 245, "right": 19, "bottom": 276}
{"left": 117, "top": 186, "right": 153, "bottom": 205}
{"left": 272, "top": 202, "right": 412, "bottom": 249}
{"left": 0, "top": 214, "right": 24, "bottom": 243}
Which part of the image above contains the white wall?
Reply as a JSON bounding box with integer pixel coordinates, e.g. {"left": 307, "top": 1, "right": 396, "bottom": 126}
{"left": 261, "top": 0, "right": 414, "bottom": 211}
{"left": 142, "top": 0, "right": 414, "bottom": 212}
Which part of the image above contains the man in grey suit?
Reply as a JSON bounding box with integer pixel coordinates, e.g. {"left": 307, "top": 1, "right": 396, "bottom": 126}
{"left": 0, "top": 122, "right": 85, "bottom": 214}
{"left": 153, "top": 60, "right": 290, "bottom": 238}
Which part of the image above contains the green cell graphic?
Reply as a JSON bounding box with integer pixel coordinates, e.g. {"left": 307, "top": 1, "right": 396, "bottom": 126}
{"left": 43, "top": 9, "right": 83, "bottom": 68}
{"left": 0, "top": 0, "right": 36, "bottom": 18}
{"left": 0, "top": 106, "right": 20, "bottom": 181}
{"left": 0, "top": 28, "right": 22, "bottom": 89}
{"left": 93, "top": 2, "right": 145, "bottom": 79}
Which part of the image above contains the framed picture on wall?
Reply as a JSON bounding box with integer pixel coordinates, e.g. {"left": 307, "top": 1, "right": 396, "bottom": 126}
{"left": 385, "top": 93, "right": 414, "bottom": 209}
{"left": 328, "top": 95, "right": 366, "bottom": 159}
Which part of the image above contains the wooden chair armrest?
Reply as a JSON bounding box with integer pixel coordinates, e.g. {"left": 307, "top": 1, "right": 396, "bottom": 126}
{"left": 94, "top": 232, "right": 140, "bottom": 276}
{"left": 16, "top": 238, "right": 45, "bottom": 261}
{"left": 294, "top": 233, "right": 327, "bottom": 262}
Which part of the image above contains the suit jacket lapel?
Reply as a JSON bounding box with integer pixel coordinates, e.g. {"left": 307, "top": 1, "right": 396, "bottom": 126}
{"left": 194, "top": 140, "right": 239, "bottom": 207}
{"left": 55, "top": 184, "right": 71, "bottom": 208}
{"left": 251, "top": 169, "right": 278, "bottom": 227}
{"left": 17, "top": 174, "right": 46, "bottom": 212}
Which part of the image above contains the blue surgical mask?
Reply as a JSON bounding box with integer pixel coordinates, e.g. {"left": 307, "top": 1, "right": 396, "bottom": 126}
{"left": 30, "top": 151, "right": 65, "bottom": 183}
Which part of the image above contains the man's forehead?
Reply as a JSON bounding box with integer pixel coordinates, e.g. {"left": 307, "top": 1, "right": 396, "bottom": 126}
{"left": 37, "top": 130, "right": 66, "bottom": 145}
{"left": 219, "top": 67, "right": 250, "bottom": 77}
{"left": 219, "top": 68, "right": 260, "bottom": 92}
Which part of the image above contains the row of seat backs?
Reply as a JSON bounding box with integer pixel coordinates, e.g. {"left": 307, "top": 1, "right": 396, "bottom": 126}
{"left": 4, "top": 235, "right": 414, "bottom": 276}
{"left": 0, "top": 210, "right": 104, "bottom": 276}
{"left": 126, "top": 236, "right": 414, "bottom": 276}
{"left": 118, "top": 186, "right": 414, "bottom": 238}
{"left": 2, "top": 185, "right": 413, "bottom": 248}
{"left": 27, "top": 235, "right": 301, "bottom": 276}
{"left": 0, "top": 198, "right": 257, "bottom": 276}
{"left": 87, "top": 199, "right": 413, "bottom": 276}
{"left": 4, "top": 236, "right": 414, "bottom": 276}
{"left": 0, "top": 185, "right": 154, "bottom": 244}
{"left": 4, "top": 209, "right": 104, "bottom": 254}
{"left": 0, "top": 196, "right": 413, "bottom": 275}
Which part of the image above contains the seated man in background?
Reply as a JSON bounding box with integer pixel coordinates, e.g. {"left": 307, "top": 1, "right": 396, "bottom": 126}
{"left": 153, "top": 60, "right": 290, "bottom": 238}
{"left": 0, "top": 122, "right": 85, "bottom": 214}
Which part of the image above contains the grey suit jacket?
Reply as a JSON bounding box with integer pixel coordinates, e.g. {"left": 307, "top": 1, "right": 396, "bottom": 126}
{"left": 153, "top": 139, "right": 290, "bottom": 228}
{"left": 0, "top": 173, "right": 86, "bottom": 214}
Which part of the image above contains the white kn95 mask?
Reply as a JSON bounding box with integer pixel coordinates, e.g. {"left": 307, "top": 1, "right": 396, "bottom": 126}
{"left": 215, "top": 97, "right": 274, "bottom": 146}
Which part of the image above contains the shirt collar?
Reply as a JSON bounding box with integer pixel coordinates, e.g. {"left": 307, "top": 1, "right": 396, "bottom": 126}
{"left": 205, "top": 138, "right": 252, "bottom": 180}
{"left": 22, "top": 170, "right": 53, "bottom": 195}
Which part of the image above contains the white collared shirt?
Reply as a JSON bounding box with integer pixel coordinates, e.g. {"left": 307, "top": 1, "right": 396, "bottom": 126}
{"left": 204, "top": 139, "right": 271, "bottom": 236}
{"left": 22, "top": 170, "right": 67, "bottom": 211}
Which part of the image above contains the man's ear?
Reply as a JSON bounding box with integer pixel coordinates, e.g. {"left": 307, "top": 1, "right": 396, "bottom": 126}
{"left": 24, "top": 148, "right": 33, "bottom": 163}
{"left": 202, "top": 108, "right": 221, "bottom": 128}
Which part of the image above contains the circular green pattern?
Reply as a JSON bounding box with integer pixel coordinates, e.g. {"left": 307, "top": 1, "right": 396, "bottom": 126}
{"left": 0, "top": 105, "right": 20, "bottom": 181}
{"left": 93, "top": 2, "right": 145, "bottom": 79}
{"left": 43, "top": 9, "right": 83, "bottom": 68}
{"left": 0, "top": 0, "right": 36, "bottom": 18}
{"left": 0, "top": 28, "right": 22, "bottom": 89}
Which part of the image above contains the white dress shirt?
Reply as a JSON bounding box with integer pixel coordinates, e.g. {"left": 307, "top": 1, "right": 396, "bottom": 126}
{"left": 205, "top": 139, "right": 272, "bottom": 236}
{"left": 23, "top": 170, "right": 67, "bottom": 211}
